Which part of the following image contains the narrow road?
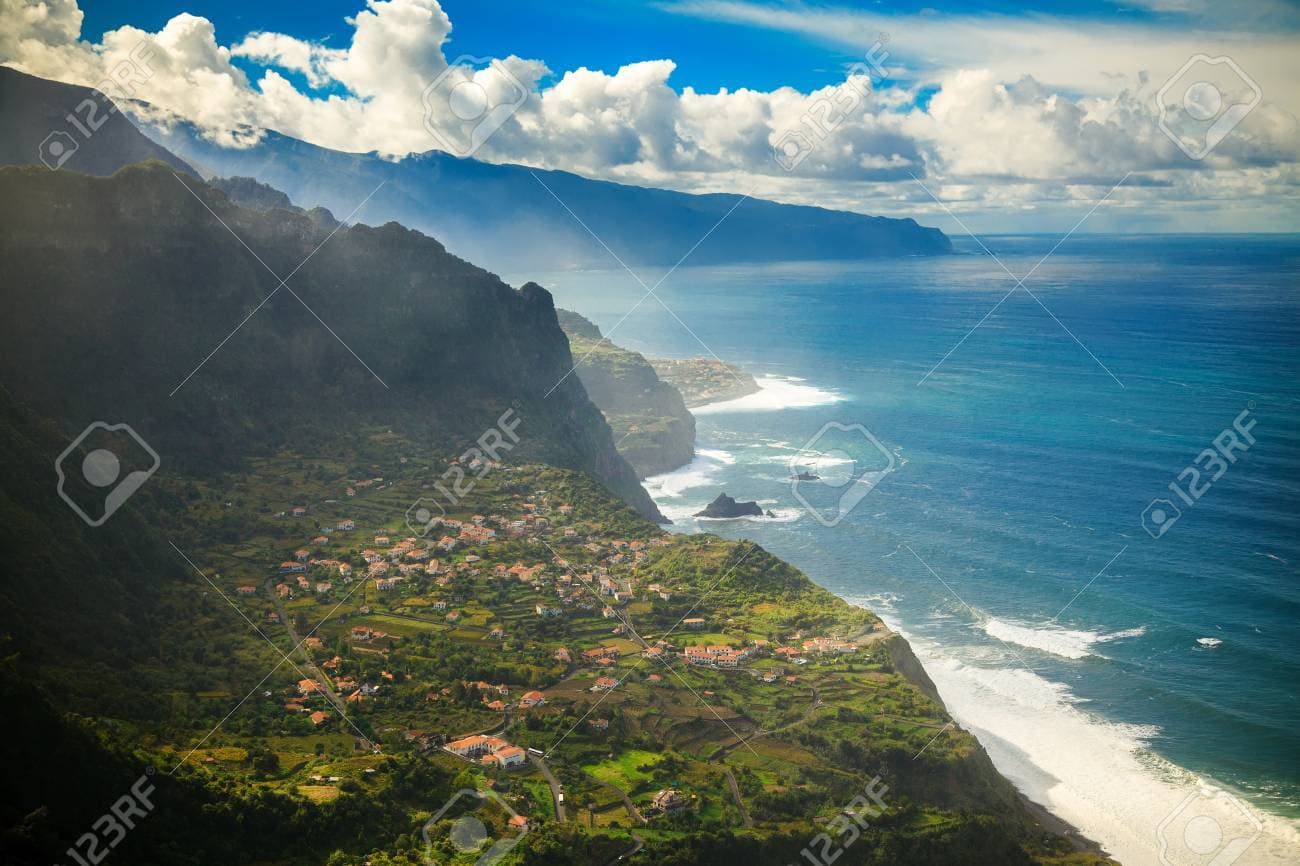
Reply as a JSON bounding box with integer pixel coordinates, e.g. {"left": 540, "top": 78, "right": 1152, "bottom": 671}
{"left": 532, "top": 753, "right": 566, "bottom": 822}
{"left": 603, "top": 782, "right": 646, "bottom": 824}
{"left": 454, "top": 706, "right": 513, "bottom": 741}
{"left": 265, "top": 577, "right": 374, "bottom": 750}
{"left": 604, "top": 832, "right": 644, "bottom": 865}
{"left": 722, "top": 767, "right": 753, "bottom": 828}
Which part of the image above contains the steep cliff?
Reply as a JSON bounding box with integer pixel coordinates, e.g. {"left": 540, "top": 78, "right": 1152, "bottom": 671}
{"left": 0, "top": 161, "right": 662, "bottom": 522}
{"left": 557, "top": 309, "right": 696, "bottom": 479}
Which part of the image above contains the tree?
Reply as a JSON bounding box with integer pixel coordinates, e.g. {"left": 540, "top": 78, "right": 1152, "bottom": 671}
{"left": 249, "top": 745, "right": 280, "bottom": 777}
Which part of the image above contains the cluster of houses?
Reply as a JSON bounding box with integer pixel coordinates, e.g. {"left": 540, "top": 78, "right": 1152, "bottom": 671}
{"left": 456, "top": 681, "right": 548, "bottom": 713}
{"left": 510, "top": 536, "right": 678, "bottom": 625}
{"left": 801, "top": 636, "right": 858, "bottom": 654}
{"left": 259, "top": 491, "right": 687, "bottom": 650}
{"left": 552, "top": 627, "right": 859, "bottom": 685}
{"left": 443, "top": 734, "right": 529, "bottom": 769}
{"left": 284, "top": 673, "right": 384, "bottom": 728}
{"left": 682, "top": 644, "right": 755, "bottom": 668}
{"left": 254, "top": 483, "right": 873, "bottom": 777}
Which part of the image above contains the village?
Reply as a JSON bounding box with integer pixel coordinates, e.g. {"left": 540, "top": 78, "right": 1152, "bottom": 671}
{"left": 180, "top": 456, "right": 934, "bottom": 842}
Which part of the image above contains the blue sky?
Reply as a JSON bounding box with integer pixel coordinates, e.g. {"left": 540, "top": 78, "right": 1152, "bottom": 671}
{"left": 8, "top": 0, "right": 1299, "bottom": 231}
{"left": 76, "top": 0, "right": 1267, "bottom": 94}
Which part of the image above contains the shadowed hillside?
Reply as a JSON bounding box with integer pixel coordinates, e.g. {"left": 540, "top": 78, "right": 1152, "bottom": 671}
{"left": 0, "top": 160, "right": 662, "bottom": 522}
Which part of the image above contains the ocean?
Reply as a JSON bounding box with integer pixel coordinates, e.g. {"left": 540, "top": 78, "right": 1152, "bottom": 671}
{"left": 521, "top": 234, "right": 1300, "bottom": 865}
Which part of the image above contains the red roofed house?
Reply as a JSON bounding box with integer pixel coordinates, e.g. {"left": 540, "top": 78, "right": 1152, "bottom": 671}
{"left": 489, "top": 746, "right": 527, "bottom": 768}
{"left": 444, "top": 735, "right": 491, "bottom": 758}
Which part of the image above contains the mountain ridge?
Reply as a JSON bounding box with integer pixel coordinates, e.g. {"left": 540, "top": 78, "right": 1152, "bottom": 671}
{"left": 0, "top": 66, "right": 195, "bottom": 177}
{"left": 0, "top": 159, "right": 663, "bottom": 523}
{"left": 142, "top": 120, "right": 952, "bottom": 272}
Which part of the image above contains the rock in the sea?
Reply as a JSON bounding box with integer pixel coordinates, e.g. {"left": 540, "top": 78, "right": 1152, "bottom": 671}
{"left": 694, "top": 493, "right": 765, "bottom": 519}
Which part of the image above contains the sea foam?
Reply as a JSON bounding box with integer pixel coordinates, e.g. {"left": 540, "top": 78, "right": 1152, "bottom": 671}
{"left": 872, "top": 612, "right": 1300, "bottom": 865}
{"left": 982, "top": 618, "right": 1146, "bottom": 660}
{"left": 692, "top": 375, "right": 843, "bottom": 415}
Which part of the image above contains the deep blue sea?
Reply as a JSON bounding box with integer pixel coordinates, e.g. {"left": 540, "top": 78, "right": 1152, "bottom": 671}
{"left": 522, "top": 235, "right": 1300, "bottom": 864}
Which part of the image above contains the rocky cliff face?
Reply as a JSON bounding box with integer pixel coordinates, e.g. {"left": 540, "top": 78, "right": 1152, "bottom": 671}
{"left": 557, "top": 309, "right": 696, "bottom": 479}
{"left": 0, "top": 161, "right": 663, "bottom": 522}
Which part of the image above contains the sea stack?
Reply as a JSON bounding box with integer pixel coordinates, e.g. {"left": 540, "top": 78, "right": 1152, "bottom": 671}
{"left": 694, "top": 493, "right": 765, "bottom": 518}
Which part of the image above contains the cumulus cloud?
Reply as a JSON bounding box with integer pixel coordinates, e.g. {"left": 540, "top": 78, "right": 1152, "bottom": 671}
{"left": 1, "top": 0, "right": 1296, "bottom": 231}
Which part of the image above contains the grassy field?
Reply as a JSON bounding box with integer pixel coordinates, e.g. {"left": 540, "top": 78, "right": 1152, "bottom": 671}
{"left": 582, "top": 749, "right": 664, "bottom": 790}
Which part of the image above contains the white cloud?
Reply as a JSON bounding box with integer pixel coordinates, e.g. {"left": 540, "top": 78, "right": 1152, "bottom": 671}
{"left": 231, "top": 32, "right": 338, "bottom": 88}
{"left": 1, "top": 0, "right": 1297, "bottom": 231}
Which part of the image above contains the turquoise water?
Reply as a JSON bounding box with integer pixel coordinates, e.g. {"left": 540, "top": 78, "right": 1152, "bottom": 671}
{"left": 524, "top": 234, "right": 1300, "bottom": 862}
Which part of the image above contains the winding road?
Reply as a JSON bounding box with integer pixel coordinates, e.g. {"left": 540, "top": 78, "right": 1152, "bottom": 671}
{"left": 604, "top": 832, "right": 644, "bottom": 865}
{"left": 603, "top": 782, "right": 647, "bottom": 825}
{"left": 531, "top": 753, "right": 566, "bottom": 822}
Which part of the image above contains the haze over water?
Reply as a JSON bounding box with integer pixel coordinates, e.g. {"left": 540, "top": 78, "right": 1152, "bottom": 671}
{"left": 528, "top": 234, "right": 1300, "bottom": 864}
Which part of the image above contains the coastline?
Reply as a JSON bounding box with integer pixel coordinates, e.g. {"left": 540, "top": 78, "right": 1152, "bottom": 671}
{"left": 647, "top": 374, "right": 1110, "bottom": 852}
{"left": 691, "top": 374, "right": 844, "bottom": 416}
{"left": 869, "top": 608, "right": 1300, "bottom": 866}
{"left": 644, "top": 367, "right": 1300, "bottom": 866}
